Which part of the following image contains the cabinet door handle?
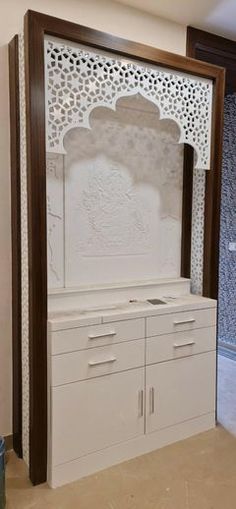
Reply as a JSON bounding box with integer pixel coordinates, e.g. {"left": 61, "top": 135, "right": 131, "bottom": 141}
{"left": 88, "top": 331, "right": 116, "bottom": 340}
{"left": 138, "top": 390, "right": 144, "bottom": 417}
{"left": 150, "top": 387, "right": 155, "bottom": 414}
{"left": 173, "top": 318, "right": 195, "bottom": 325}
{"left": 173, "top": 341, "right": 196, "bottom": 348}
{"left": 88, "top": 357, "right": 117, "bottom": 366}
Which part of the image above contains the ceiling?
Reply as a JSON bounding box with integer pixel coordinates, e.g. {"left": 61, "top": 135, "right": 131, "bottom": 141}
{"left": 115, "top": 0, "right": 236, "bottom": 40}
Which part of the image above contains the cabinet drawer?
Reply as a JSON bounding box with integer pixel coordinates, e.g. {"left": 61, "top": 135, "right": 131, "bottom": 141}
{"left": 146, "top": 307, "right": 216, "bottom": 337}
{"left": 146, "top": 326, "right": 216, "bottom": 365}
{"left": 51, "top": 318, "right": 145, "bottom": 355}
{"left": 51, "top": 339, "right": 145, "bottom": 386}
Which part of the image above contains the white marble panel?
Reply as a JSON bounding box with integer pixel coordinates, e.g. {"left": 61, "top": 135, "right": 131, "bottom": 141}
{"left": 46, "top": 154, "right": 64, "bottom": 288}
{"left": 61, "top": 95, "right": 183, "bottom": 288}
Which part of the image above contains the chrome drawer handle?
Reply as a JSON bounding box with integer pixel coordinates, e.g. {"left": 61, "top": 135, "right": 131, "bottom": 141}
{"left": 173, "top": 341, "right": 196, "bottom": 348}
{"left": 88, "top": 331, "right": 116, "bottom": 340}
{"left": 150, "top": 387, "right": 155, "bottom": 414}
{"left": 88, "top": 357, "right": 117, "bottom": 366}
{"left": 138, "top": 390, "right": 144, "bottom": 417}
{"left": 173, "top": 318, "right": 195, "bottom": 325}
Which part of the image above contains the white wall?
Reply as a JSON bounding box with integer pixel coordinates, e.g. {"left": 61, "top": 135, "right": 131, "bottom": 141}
{"left": 0, "top": 0, "right": 186, "bottom": 436}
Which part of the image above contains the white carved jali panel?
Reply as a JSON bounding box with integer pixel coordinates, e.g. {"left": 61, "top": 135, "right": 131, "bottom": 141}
{"left": 19, "top": 33, "right": 29, "bottom": 465}
{"left": 45, "top": 39, "right": 213, "bottom": 170}
{"left": 46, "top": 96, "right": 184, "bottom": 288}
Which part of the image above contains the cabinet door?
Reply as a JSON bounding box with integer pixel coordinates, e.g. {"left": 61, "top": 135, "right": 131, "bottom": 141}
{"left": 51, "top": 368, "right": 144, "bottom": 466}
{"left": 146, "top": 351, "right": 216, "bottom": 434}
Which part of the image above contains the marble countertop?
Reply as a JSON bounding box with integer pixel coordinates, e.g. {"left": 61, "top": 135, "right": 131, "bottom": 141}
{"left": 48, "top": 293, "right": 217, "bottom": 331}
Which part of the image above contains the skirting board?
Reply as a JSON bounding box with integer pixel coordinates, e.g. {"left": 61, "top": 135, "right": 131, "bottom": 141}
{"left": 4, "top": 434, "right": 13, "bottom": 451}
{"left": 48, "top": 412, "right": 215, "bottom": 488}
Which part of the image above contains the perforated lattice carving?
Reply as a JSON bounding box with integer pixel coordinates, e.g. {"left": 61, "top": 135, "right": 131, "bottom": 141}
{"left": 45, "top": 39, "right": 213, "bottom": 170}
{"left": 191, "top": 168, "right": 206, "bottom": 295}
{"left": 19, "top": 33, "right": 29, "bottom": 466}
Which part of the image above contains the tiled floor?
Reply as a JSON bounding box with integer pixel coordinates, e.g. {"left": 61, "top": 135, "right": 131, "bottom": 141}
{"left": 6, "top": 355, "right": 236, "bottom": 509}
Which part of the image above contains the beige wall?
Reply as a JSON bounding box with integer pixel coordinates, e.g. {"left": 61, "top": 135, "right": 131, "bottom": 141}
{"left": 0, "top": 0, "right": 186, "bottom": 436}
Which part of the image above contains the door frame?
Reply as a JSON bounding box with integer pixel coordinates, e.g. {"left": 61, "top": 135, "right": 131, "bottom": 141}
{"left": 187, "top": 24, "right": 236, "bottom": 424}
{"left": 186, "top": 27, "right": 236, "bottom": 298}
{"left": 22, "top": 10, "right": 225, "bottom": 484}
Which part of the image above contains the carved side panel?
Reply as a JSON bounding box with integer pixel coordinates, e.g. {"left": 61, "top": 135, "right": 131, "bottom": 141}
{"left": 191, "top": 168, "right": 206, "bottom": 295}
{"left": 46, "top": 154, "right": 64, "bottom": 288}
{"left": 19, "top": 33, "right": 29, "bottom": 465}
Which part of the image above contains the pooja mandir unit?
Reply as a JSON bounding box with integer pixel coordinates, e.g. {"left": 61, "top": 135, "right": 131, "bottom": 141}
{"left": 8, "top": 11, "right": 225, "bottom": 486}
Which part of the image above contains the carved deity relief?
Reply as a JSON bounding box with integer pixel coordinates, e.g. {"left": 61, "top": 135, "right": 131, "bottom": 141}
{"left": 62, "top": 96, "right": 183, "bottom": 286}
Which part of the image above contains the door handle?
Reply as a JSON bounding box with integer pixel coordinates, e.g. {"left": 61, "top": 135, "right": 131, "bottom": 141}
{"left": 138, "top": 390, "right": 144, "bottom": 417}
{"left": 150, "top": 387, "right": 155, "bottom": 414}
{"left": 173, "top": 318, "right": 195, "bottom": 325}
{"left": 173, "top": 341, "right": 196, "bottom": 348}
{"left": 88, "top": 331, "right": 116, "bottom": 340}
{"left": 88, "top": 357, "right": 117, "bottom": 366}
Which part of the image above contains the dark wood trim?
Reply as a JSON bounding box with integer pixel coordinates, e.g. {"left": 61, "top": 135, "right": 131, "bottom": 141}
{"left": 24, "top": 14, "right": 48, "bottom": 485}
{"left": 186, "top": 27, "right": 226, "bottom": 299}
{"left": 187, "top": 27, "right": 236, "bottom": 94}
{"left": 181, "top": 145, "right": 194, "bottom": 278}
{"left": 8, "top": 35, "right": 22, "bottom": 459}
{"left": 203, "top": 70, "right": 225, "bottom": 298}
{"left": 24, "top": 10, "right": 225, "bottom": 484}
{"left": 26, "top": 11, "right": 223, "bottom": 78}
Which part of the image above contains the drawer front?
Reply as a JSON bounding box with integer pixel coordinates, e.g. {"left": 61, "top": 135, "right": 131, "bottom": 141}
{"left": 51, "top": 339, "right": 145, "bottom": 386}
{"left": 51, "top": 318, "right": 145, "bottom": 355}
{"left": 146, "top": 326, "right": 216, "bottom": 365}
{"left": 146, "top": 307, "right": 216, "bottom": 337}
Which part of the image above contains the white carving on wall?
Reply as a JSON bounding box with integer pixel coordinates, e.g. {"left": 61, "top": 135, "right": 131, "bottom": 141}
{"left": 46, "top": 154, "right": 64, "bottom": 288}
{"left": 45, "top": 39, "right": 213, "bottom": 170}
{"left": 75, "top": 164, "right": 152, "bottom": 256}
{"left": 61, "top": 97, "right": 183, "bottom": 287}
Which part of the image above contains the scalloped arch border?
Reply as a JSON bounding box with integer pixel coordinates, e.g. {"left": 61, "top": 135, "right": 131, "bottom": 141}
{"left": 45, "top": 40, "right": 213, "bottom": 170}
{"left": 55, "top": 91, "right": 199, "bottom": 166}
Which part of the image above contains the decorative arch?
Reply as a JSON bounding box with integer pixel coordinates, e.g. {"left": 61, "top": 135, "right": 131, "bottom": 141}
{"left": 45, "top": 39, "right": 213, "bottom": 170}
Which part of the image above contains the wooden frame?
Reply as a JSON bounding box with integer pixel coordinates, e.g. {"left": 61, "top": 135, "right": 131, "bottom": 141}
{"left": 22, "top": 10, "right": 225, "bottom": 484}
{"left": 187, "top": 27, "right": 226, "bottom": 298}
{"left": 8, "top": 35, "right": 22, "bottom": 459}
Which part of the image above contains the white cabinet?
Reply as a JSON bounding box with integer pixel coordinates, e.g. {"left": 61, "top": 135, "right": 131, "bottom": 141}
{"left": 146, "top": 351, "right": 216, "bottom": 434}
{"left": 48, "top": 302, "right": 217, "bottom": 487}
{"left": 51, "top": 367, "right": 145, "bottom": 466}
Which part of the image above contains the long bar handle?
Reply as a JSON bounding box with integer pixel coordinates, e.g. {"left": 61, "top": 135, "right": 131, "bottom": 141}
{"left": 88, "top": 331, "right": 116, "bottom": 340}
{"left": 174, "top": 341, "right": 196, "bottom": 348}
{"left": 150, "top": 387, "right": 155, "bottom": 414}
{"left": 173, "top": 318, "right": 195, "bottom": 325}
{"left": 138, "top": 390, "right": 144, "bottom": 417}
{"left": 88, "top": 357, "right": 117, "bottom": 366}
